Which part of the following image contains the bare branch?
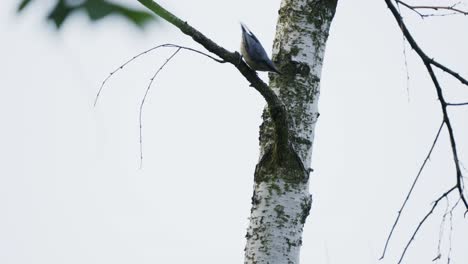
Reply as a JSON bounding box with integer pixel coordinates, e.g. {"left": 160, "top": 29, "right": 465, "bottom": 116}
{"left": 385, "top": 0, "right": 468, "bottom": 208}
{"left": 446, "top": 102, "right": 468, "bottom": 106}
{"left": 381, "top": 0, "right": 468, "bottom": 259}
{"left": 397, "top": 0, "right": 468, "bottom": 17}
{"left": 396, "top": 0, "right": 426, "bottom": 18}
{"left": 379, "top": 120, "right": 444, "bottom": 260}
{"left": 396, "top": 2, "right": 411, "bottom": 100}
{"left": 94, "top": 43, "right": 224, "bottom": 107}
{"left": 430, "top": 59, "right": 468, "bottom": 87}
{"left": 424, "top": 62, "right": 468, "bottom": 210}
{"left": 446, "top": 198, "right": 459, "bottom": 263}
{"left": 433, "top": 198, "right": 449, "bottom": 262}
{"left": 387, "top": 1, "right": 468, "bottom": 88}
{"left": 139, "top": 48, "right": 182, "bottom": 168}
{"left": 397, "top": 187, "right": 456, "bottom": 264}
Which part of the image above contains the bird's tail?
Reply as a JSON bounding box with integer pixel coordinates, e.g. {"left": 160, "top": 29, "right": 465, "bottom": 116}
{"left": 268, "top": 62, "right": 282, "bottom": 75}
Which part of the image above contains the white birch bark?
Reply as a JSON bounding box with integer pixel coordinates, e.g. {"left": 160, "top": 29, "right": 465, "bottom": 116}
{"left": 244, "top": 1, "right": 337, "bottom": 263}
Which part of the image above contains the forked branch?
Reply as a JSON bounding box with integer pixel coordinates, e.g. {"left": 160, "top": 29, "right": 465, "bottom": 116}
{"left": 95, "top": 44, "right": 218, "bottom": 166}
{"left": 94, "top": 43, "right": 224, "bottom": 106}
{"left": 396, "top": 187, "right": 456, "bottom": 264}
{"left": 397, "top": 0, "right": 468, "bottom": 18}
{"left": 379, "top": 121, "right": 444, "bottom": 260}
{"left": 386, "top": 0, "right": 468, "bottom": 209}
{"left": 381, "top": 0, "right": 468, "bottom": 261}
{"left": 139, "top": 48, "right": 182, "bottom": 168}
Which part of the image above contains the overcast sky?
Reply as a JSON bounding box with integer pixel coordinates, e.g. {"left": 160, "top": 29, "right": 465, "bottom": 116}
{"left": 1, "top": 0, "right": 468, "bottom": 263}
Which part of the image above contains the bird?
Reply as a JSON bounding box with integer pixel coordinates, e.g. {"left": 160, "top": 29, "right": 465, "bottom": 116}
{"left": 240, "top": 23, "right": 281, "bottom": 74}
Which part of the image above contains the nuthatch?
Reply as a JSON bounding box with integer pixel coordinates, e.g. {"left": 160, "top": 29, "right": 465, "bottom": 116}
{"left": 240, "top": 23, "right": 281, "bottom": 74}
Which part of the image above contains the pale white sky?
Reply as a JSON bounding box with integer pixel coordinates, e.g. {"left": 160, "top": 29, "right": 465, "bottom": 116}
{"left": 1, "top": 0, "right": 468, "bottom": 263}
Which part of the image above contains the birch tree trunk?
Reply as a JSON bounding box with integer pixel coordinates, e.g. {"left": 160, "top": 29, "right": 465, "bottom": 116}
{"left": 244, "top": 1, "right": 338, "bottom": 263}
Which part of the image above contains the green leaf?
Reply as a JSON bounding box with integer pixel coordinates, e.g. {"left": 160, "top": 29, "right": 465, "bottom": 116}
{"left": 18, "top": 0, "right": 156, "bottom": 29}
{"left": 82, "top": 0, "right": 155, "bottom": 28}
{"left": 17, "top": 0, "right": 33, "bottom": 12}
{"left": 111, "top": 5, "right": 155, "bottom": 27}
{"left": 82, "top": 0, "right": 114, "bottom": 20}
{"left": 47, "top": 0, "right": 77, "bottom": 28}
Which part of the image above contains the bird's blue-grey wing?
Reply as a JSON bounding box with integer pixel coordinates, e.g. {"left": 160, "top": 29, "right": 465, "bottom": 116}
{"left": 246, "top": 36, "right": 270, "bottom": 64}
{"left": 240, "top": 23, "right": 281, "bottom": 73}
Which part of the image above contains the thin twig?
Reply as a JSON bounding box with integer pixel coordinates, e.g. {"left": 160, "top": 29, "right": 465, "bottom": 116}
{"left": 379, "top": 120, "right": 444, "bottom": 259}
{"left": 396, "top": 1, "right": 411, "bottom": 101}
{"left": 446, "top": 102, "right": 468, "bottom": 106}
{"left": 94, "top": 43, "right": 224, "bottom": 106}
{"left": 138, "top": 48, "right": 182, "bottom": 168}
{"left": 397, "top": 0, "right": 425, "bottom": 18}
{"left": 433, "top": 198, "right": 449, "bottom": 262}
{"left": 397, "top": 0, "right": 468, "bottom": 17}
{"left": 446, "top": 198, "right": 459, "bottom": 264}
{"left": 402, "top": 39, "right": 411, "bottom": 101}
{"left": 397, "top": 187, "right": 456, "bottom": 264}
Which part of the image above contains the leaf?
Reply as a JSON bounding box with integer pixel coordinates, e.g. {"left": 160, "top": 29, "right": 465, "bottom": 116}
{"left": 17, "top": 0, "right": 33, "bottom": 12}
{"left": 81, "top": 0, "right": 115, "bottom": 20}
{"left": 47, "top": 0, "right": 77, "bottom": 28}
{"left": 82, "top": 0, "right": 155, "bottom": 28}
{"left": 111, "top": 5, "right": 155, "bottom": 27}
{"left": 18, "top": 0, "right": 156, "bottom": 29}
